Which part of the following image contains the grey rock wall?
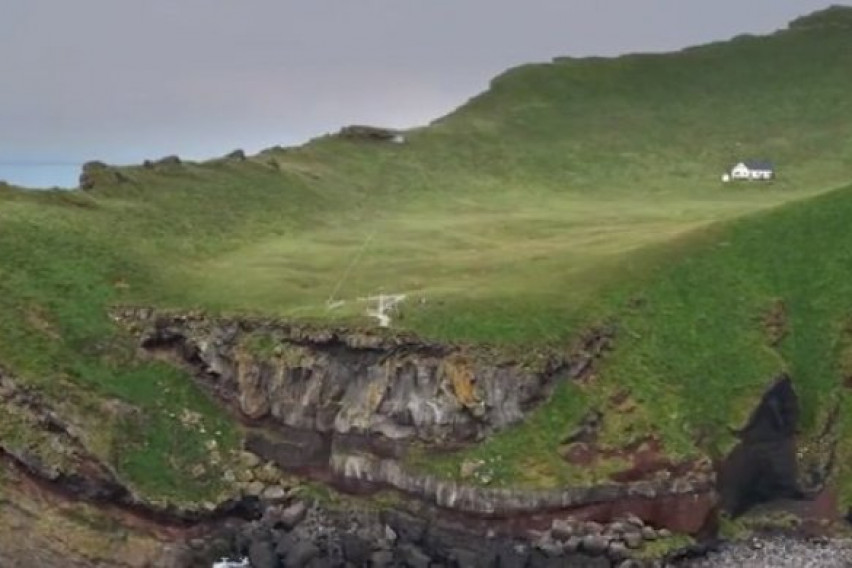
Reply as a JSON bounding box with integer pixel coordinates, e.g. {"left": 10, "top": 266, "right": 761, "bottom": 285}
{"left": 120, "top": 308, "right": 606, "bottom": 448}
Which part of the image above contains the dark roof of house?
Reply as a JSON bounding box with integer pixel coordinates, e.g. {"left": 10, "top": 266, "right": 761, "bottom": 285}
{"left": 741, "top": 160, "right": 775, "bottom": 171}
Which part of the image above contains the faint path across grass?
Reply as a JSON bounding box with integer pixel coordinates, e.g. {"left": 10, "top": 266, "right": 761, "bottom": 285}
{"left": 174, "top": 186, "right": 829, "bottom": 343}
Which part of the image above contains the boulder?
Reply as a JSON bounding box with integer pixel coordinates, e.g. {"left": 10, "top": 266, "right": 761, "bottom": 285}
{"left": 496, "top": 543, "right": 530, "bottom": 568}
{"left": 382, "top": 510, "right": 427, "bottom": 543}
{"left": 247, "top": 540, "right": 277, "bottom": 568}
{"left": 550, "top": 519, "right": 574, "bottom": 541}
{"left": 607, "top": 541, "right": 629, "bottom": 561}
{"left": 244, "top": 481, "right": 265, "bottom": 496}
{"left": 623, "top": 532, "right": 644, "bottom": 549}
{"left": 535, "top": 536, "right": 564, "bottom": 558}
{"left": 581, "top": 535, "right": 608, "bottom": 556}
{"left": 397, "top": 544, "right": 432, "bottom": 568}
{"left": 284, "top": 540, "right": 319, "bottom": 567}
{"left": 261, "top": 485, "right": 288, "bottom": 503}
{"left": 369, "top": 550, "right": 395, "bottom": 567}
{"left": 273, "top": 533, "right": 296, "bottom": 556}
{"left": 279, "top": 501, "right": 307, "bottom": 530}
{"left": 583, "top": 521, "right": 604, "bottom": 535}
{"left": 450, "top": 547, "right": 495, "bottom": 568}
{"left": 239, "top": 451, "right": 262, "bottom": 469}
{"left": 255, "top": 462, "right": 282, "bottom": 484}
{"left": 563, "top": 536, "right": 582, "bottom": 553}
{"left": 341, "top": 534, "right": 371, "bottom": 565}
{"left": 383, "top": 525, "right": 397, "bottom": 544}
{"left": 607, "top": 521, "right": 629, "bottom": 536}
{"left": 528, "top": 550, "right": 565, "bottom": 568}
{"left": 641, "top": 526, "right": 658, "bottom": 541}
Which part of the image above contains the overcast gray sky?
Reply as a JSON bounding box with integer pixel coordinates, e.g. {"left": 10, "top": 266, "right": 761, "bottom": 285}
{"left": 1, "top": 0, "right": 847, "bottom": 187}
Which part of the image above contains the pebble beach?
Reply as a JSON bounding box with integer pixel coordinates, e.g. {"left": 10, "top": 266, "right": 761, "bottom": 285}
{"left": 687, "top": 536, "right": 852, "bottom": 568}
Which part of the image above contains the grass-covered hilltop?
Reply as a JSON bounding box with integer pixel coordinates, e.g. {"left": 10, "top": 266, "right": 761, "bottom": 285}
{"left": 2, "top": 4, "right": 852, "bottom": 538}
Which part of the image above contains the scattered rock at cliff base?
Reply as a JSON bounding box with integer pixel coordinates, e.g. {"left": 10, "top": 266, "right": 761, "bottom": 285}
{"left": 203, "top": 501, "right": 709, "bottom": 568}
{"left": 276, "top": 500, "right": 307, "bottom": 529}
{"left": 718, "top": 374, "right": 804, "bottom": 517}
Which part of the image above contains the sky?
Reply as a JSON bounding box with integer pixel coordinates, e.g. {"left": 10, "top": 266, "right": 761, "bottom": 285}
{"left": 1, "top": 0, "right": 847, "bottom": 188}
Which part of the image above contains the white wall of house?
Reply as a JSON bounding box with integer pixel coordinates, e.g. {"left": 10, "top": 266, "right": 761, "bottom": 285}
{"left": 729, "top": 162, "right": 774, "bottom": 181}
{"left": 731, "top": 163, "right": 751, "bottom": 179}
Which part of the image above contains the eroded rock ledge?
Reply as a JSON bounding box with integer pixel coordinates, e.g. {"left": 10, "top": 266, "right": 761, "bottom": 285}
{"left": 330, "top": 451, "right": 715, "bottom": 530}
{"left": 114, "top": 308, "right": 723, "bottom": 533}
{"left": 115, "top": 307, "right": 611, "bottom": 448}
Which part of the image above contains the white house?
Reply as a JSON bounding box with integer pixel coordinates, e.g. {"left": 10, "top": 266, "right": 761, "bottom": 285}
{"left": 724, "top": 160, "right": 775, "bottom": 182}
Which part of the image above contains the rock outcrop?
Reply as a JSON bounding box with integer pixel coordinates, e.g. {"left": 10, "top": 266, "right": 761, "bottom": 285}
{"left": 114, "top": 308, "right": 723, "bottom": 534}
{"left": 119, "top": 308, "right": 600, "bottom": 448}
{"left": 10, "top": 308, "right": 845, "bottom": 565}
{"left": 330, "top": 451, "right": 714, "bottom": 524}
{"left": 718, "top": 375, "right": 805, "bottom": 517}
{"left": 338, "top": 125, "right": 406, "bottom": 143}
{"left": 225, "top": 149, "right": 247, "bottom": 161}
{"left": 78, "top": 160, "right": 129, "bottom": 190}
{"left": 143, "top": 155, "right": 183, "bottom": 170}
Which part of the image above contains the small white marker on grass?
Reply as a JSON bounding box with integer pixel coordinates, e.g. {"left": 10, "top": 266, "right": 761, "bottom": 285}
{"left": 364, "top": 293, "right": 407, "bottom": 327}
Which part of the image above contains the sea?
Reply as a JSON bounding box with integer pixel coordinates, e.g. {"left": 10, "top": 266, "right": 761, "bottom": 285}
{"left": 0, "top": 164, "right": 80, "bottom": 190}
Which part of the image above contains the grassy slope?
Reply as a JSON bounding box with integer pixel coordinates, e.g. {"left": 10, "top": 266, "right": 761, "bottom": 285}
{"left": 1, "top": 8, "right": 852, "bottom": 502}
{"left": 413, "top": 183, "right": 852, "bottom": 499}
{"left": 173, "top": 18, "right": 852, "bottom": 341}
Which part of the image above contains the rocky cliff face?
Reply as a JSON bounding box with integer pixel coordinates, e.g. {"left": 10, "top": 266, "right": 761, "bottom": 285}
{"left": 4, "top": 308, "right": 844, "bottom": 565}
{"left": 115, "top": 309, "right": 723, "bottom": 533}
{"left": 121, "top": 308, "right": 606, "bottom": 448}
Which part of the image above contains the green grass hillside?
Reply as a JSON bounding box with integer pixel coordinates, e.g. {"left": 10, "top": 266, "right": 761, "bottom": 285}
{"left": 1, "top": 7, "right": 852, "bottom": 503}
{"left": 411, "top": 182, "right": 852, "bottom": 500}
